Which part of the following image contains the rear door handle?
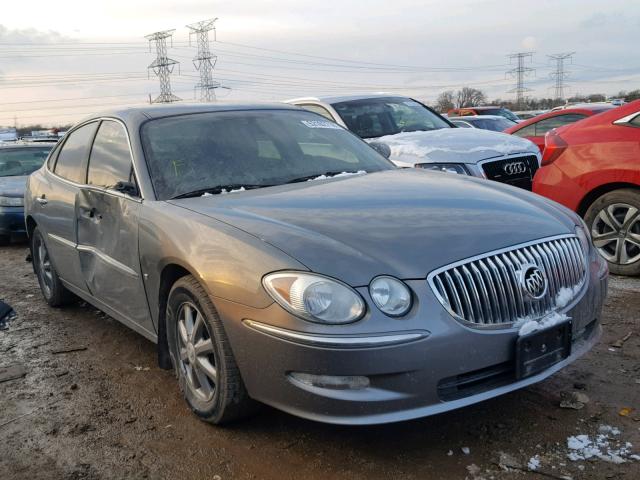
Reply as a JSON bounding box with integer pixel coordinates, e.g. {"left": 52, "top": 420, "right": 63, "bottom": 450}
{"left": 36, "top": 195, "right": 48, "bottom": 205}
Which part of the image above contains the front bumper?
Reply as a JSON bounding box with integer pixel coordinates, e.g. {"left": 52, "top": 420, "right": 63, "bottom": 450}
{"left": 0, "top": 206, "right": 26, "bottom": 238}
{"left": 217, "top": 253, "right": 607, "bottom": 425}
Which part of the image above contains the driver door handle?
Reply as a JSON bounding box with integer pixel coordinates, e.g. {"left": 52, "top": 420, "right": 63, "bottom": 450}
{"left": 36, "top": 195, "right": 48, "bottom": 205}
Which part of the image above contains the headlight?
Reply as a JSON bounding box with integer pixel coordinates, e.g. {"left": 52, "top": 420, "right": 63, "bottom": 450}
{"left": 0, "top": 196, "right": 23, "bottom": 207}
{"left": 369, "top": 276, "right": 412, "bottom": 317}
{"left": 263, "top": 272, "right": 365, "bottom": 324}
{"left": 415, "top": 163, "right": 469, "bottom": 175}
{"left": 575, "top": 222, "right": 591, "bottom": 255}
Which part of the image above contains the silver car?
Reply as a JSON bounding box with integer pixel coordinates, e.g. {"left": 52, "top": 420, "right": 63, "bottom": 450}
{"left": 25, "top": 104, "right": 607, "bottom": 425}
{"left": 287, "top": 94, "right": 541, "bottom": 190}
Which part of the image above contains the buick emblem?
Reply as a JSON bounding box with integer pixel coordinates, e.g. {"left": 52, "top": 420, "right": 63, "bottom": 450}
{"left": 503, "top": 161, "right": 527, "bottom": 175}
{"left": 520, "top": 264, "right": 547, "bottom": 300}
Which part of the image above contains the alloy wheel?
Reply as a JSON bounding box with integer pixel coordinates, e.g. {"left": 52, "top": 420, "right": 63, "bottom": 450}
{"left": 591, "top": 203, "right": 640, "bottom": 265}
{"left": 176, "top": 302, "right": 218, "bottom": 403}
{"left": 35, "top": 234, "right": 53, "bottom": 298}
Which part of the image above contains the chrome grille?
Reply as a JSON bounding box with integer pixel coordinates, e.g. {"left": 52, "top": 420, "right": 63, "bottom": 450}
{"left": 429, "top": 235, "right": 587, "bottom": 328}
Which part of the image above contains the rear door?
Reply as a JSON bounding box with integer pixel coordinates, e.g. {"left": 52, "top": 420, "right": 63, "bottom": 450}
{"left": 76, "top": 120, "right": 153, "bottom": 334}
{"left": 37, "top": 122, "right": 99, "bottom": 290}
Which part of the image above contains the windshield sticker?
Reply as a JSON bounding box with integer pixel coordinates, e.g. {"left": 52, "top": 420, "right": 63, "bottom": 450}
{"left": 301, "top": 120, "right": 342, "bottom": 130}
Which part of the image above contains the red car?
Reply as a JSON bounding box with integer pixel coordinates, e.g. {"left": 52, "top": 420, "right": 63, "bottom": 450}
{"left": 505, "top": 104, "right": 616, "bottom": 152}
{"left": 533, "top": 100, "right": 640, "bottom": 275}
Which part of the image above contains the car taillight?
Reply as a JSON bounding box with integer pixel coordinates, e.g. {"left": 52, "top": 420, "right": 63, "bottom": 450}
{"left": 541, "top": 129, "right": 568, "bottom": 166}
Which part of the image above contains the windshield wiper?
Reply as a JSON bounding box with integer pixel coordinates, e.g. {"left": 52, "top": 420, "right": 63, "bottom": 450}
{"left": 284, "top": 170, "right": 363, "bottom": 184}
{"left": 171, "top": 184, "right": 272, "bottom": 199}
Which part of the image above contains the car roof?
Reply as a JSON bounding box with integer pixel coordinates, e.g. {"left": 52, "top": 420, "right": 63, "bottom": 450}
{"left": 0, "top": 141, "right": 56, "bottom": 149}
{"left": 72, "top": 102, "right": 304, "bottom": 130}
{"left": 453, "top": 106, "right": 503, "bottom": 111}
{"left": 285, "top": 93, "right": 406, "bottom": 105}
{"left": 448, "top": 115, "right": 508, "bottom": 121}
{"left": 504, "top": 104, "right": 618, "bottom": 133}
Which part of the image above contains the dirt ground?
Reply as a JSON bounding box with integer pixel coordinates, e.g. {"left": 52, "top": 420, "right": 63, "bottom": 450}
{"left": 1, "top": 243, "right": 639, "bottom": 480}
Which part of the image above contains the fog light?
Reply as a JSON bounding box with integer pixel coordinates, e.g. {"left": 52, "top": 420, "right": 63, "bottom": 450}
{"left": 289, "top": 372, "right": 370, "bottom": 390}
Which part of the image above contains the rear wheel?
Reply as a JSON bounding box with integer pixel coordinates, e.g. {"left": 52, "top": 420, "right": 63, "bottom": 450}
{"left": 166, "top": 275, "right": 257, "bottom": 424}
{"left": 31, "top": 227, "right": 75, "bottom": 306}
{"left": 584, "top": 189, "right": 640, "bottom": 276}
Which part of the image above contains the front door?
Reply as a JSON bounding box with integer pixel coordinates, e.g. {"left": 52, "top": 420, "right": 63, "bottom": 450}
{"left": 75, "top": 120, "right": 153, "bottom": 336}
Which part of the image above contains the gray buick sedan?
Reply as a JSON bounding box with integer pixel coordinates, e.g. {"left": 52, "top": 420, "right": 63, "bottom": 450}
{"left": 25, "top": 104, "right": 608, "bottom": 425}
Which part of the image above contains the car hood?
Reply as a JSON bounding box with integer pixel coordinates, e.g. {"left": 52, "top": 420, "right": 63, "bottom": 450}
{"left": 171, "top": 169, "right": 576, "bottom": 286}
{"left": 371, "top": 128, "right": 538, "bottom": 166}
{"left": 0, "top": 175, "right": 27, "bottom": 197}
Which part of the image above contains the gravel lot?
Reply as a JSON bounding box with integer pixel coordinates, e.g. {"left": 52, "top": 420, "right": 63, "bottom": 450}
{"left": 1, "top": 243, "right": 639, "bottom": 480}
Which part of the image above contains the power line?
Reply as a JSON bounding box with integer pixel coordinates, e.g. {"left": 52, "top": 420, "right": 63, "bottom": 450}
{"left": 548, "top": 52, "right": 575, "bottom": 100}
{"left": 145, "top": 29, "right": 181, "bottom": 103}
{"left": 506, "top": 52, "right": 535, "bottom": 108}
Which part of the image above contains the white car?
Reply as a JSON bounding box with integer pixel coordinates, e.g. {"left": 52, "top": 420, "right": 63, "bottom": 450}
{"left": 449, "top": 115, "right": 517, "bottom": 132}
{"left": 287, "top": 94, "right": 541, "bottom": 190}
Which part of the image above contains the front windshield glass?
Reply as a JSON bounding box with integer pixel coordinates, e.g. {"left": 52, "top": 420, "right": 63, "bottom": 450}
{"left": 479, "top": 108, "right": 520, "bottom": 123}
{"left": 331, "top": 97, "right": 451, "bottom": 139}
{"left": 141, "top": 109, "right": 395, "bottom": 200}
{"left": 469, "top": 117, "right": 516, "bottom": 131}
{"left": 0, "top": 146, "right": 52, "bottom": 177}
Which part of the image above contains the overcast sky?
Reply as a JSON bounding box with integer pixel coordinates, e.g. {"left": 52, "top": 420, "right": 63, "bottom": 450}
{"left": 1, "top": 0, "right": 638, "bottom": 126}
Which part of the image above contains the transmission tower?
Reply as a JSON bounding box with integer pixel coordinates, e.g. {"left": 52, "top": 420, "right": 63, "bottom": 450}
{"left": 145, "top": 29, "right": 181, "bottom": 103}
{"left": 186, "top": 18, "right": 221, "bottom": 102}
{"left": 506, "top": 52, "right": 535, "bottom": 109}
{"left": 548, "top": 52, "right": 575, "bottom": 101}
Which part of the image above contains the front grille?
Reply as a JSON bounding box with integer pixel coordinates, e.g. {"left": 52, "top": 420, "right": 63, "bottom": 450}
{"left": 429, "top": 235, "right": 587, "bottom": 328}
{"left": 482, "top": 155, "right": 539, "bottom": 190}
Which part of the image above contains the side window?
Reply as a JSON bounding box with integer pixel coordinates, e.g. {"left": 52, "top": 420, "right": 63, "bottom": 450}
{"left": 629, "top": 114, "right": 640, "bottom": 127}
{"left": 53, "top": 122, "right": 99, "bottom": 183}
{"left": 299, "top": 104, "right": 335, "bottom": 121}
{"left": 513, "top": 123, "right": 537, "bottom": 137}
{"left": 534, "top": 114, "right": 587, "bottom": 136}
{"left": 87, "top": 121, "right": 133, "bottom": 189}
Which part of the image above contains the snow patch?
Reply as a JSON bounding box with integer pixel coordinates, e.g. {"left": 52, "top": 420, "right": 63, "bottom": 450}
{"left": 517, "top": 312, "right": 570, "bottom": 336}
{"left": 567, "top": 427, "right": 638, "bottom": 464}
{"left": 527, "top": 455, "right": 540, "bottom": 471}
{"left": 306, "top": 170, "right": 366, "bottom": 182}
{"left": 374, "top": 130, "right": 524, "bottom": 159}
{"left": 555, "top": 285, "right": 581, "bottom": 309}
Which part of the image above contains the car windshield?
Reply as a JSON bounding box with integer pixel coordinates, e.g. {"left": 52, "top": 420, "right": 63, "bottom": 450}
{"left": 331, "top": 97, "right": 451, "bottom": 139}
{"left": 467, "top": 117, "right": 516, "bottom": 131}
{"left": 0, "top": 146, "right": 52, "bottom": 177}
{"left": 141, "top": 109, "right": 395, "bottom": 200}
{"left": 477, "top": 108, "right": 520, "bottom": 123}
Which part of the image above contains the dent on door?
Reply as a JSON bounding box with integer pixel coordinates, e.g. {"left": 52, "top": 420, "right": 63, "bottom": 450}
{"left": 76, "top": 188, "right": 153, "bottom": 334}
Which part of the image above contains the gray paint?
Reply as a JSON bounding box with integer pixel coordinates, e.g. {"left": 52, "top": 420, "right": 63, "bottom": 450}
{"left": 25, "top": 104, "right": 607, "bottom": 425}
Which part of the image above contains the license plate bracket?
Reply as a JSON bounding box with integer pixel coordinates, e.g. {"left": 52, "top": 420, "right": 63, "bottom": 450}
{"left": 515, "top": 321, "right": 571, "bottom": 380}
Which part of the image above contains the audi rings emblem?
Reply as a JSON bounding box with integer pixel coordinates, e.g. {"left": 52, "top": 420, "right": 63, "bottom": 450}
{"left": 503, "top": 161, "right": 527, "bottom": 175}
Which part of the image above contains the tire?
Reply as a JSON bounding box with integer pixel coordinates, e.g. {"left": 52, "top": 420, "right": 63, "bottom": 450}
{"left": 584, "top": 189, "right": 640, "bottom": 276}
{"left": 31, "top": 226, "right": 75, "bottom": 306}
{"left": 166, "top": 275, "right": 257, "bottom": 424}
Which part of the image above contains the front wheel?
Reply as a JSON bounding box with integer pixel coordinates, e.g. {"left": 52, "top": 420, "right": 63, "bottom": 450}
{"left": 584, "top": 189, "right": 640, "bottom": 276}
{"left": 31, "top": 226, "right": 75, "bottom": 306}
{"left": 166, "top": 275, "right": 257, "bottom": 424}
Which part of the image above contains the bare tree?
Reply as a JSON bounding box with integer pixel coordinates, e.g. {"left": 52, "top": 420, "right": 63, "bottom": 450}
{"left": 455, "top": 87, "right": 487, "bottom": 108}
{"left": 435, "top": 90, "right": 455, "bottom": 112}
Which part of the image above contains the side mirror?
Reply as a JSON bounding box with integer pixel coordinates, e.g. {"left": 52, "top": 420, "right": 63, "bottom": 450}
{"left": 114, "top": 181, "right": 139, "bottom": 197}
{"left": 369, "top": 141, "right": 391, "bottom": 159}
